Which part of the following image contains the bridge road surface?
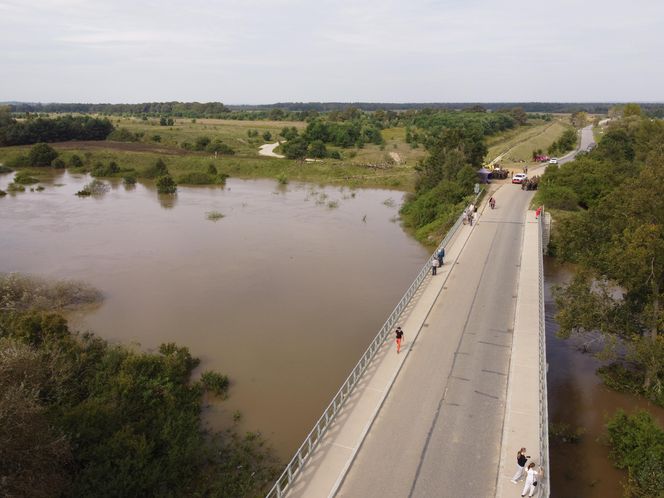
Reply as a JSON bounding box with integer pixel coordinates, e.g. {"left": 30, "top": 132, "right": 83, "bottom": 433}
{"left": 337, "top": 183, "right": 534, "bottom": 498}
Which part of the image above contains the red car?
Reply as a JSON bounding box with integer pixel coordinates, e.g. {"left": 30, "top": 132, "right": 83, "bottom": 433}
{"left": 512, "top": 173, "right": 528, "bottom": 184}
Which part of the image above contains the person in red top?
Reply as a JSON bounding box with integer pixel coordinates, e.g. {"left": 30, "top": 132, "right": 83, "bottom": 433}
{"left": 535, "top": 206, "right": 542, "bottom": 219}
{"left": 395, "top": 326, "right": 404, "bottom": 354}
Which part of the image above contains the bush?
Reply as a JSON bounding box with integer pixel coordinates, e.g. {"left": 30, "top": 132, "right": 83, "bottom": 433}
{"left": 200, "top": 371, "right": 230, "bottom": 396}
{"left": 122, "top": 175, "right": 137, "bottom": 185}
{"left": 538, "top": 185, "right": 579, "bottom": 210}
{"left": 28, "top": 143, "right": 59, "bottom": 167}
{"left": 13, "top": 171, "right": 40, "bottom": 185}
{"left": 0, "top": 164, "right": 14, "bottom": 173}
{"left": 143, "top": 158, "right": 168, "bottom": 178}
{"left": 156, "top": 175, "right": 177, "bottom": 194}
{"left": 107, "top": 127, "right": 141, "bottom": 142}
{"left": 207, "top": 163, "right": 218, "bottom": 175}
{"left": 262, "top": 131, "right": 272, "bottom": 141}
{"left": 51, "top": 158, "right": 65, "bottom": 169}
{"left": 307, "top": 140, "right": 327, "bottom": 158}
{"left": 607, "top": 410, "right": 664, "bottom": 497}
{"left": 282, "top": 137, "right": 307, "bottom": 159}
{"left": 206, "top": 140, "right": 235, "bottom": 155}
{"left": 76, "top": 179, "right": 109, "bottom": 196}
{"left": 69, "top": 154, "right": 83, "bottom": 168}
{"left": 91, "top": 161, "right": 122, "bottom": 177}
{"left": 277, "top": 172, "right": 288, "bottom": 185}
{"left": 151, "top": 134, "right": 161, "bottom": 142}
{"left": 7, "top": 183, "right": 25, "bottom": 192}
{"left": 195, "top": 136, "right": 211, "bottom": 151}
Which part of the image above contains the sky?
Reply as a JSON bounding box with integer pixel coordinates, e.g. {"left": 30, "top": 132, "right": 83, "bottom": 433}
{"left": 1, "top": 0, "right": 663, "bottom": 104}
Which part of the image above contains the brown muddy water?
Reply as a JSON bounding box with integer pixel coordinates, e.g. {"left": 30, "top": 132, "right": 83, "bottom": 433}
{"left": 0, "top": 170, "right": 429, "bottom": 459}
{"left": 545, "top": 257, "right": 664, "bottom": 498}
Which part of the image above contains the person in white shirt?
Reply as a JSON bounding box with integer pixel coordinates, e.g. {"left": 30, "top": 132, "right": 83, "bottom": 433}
{"left": 521, "top": 462, "right": 542, "bottom": 497}
{"left": 431, "top": 256, "right": 439, "bottom": 275}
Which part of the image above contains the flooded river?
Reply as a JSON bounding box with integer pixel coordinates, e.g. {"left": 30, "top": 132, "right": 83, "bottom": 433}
{"left": 0, "top": 170, "right": 429, "bottom": 459}
{"left": 545, "top": 257, "right": 664, "bottom": 498}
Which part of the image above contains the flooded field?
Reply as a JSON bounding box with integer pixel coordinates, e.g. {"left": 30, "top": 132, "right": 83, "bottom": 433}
{"left": 545, "top": 257, "right": 664, "bottom": 498}
{"left": 0, "top": 170, "right": 429, "bottom": 459}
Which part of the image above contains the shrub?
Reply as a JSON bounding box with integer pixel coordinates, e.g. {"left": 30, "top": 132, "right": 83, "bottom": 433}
{"left": 277, "top": 172, "right": 288, "bottom": 185}
{"left": 206, "top": 211, "right": 224, "bottom": 221}
{"left": 307, "top": 140, "right": 327, "bottom": 158}
{"left": 13, "top": 171, "right": 40, "bottom": 185}
{"left": 143, "top": 158, "right": 168, "bottom": 178}
{"left": 51, "top": 158, "right": 65, "bottom": 169}
{"left": 123, "top": 175, "right": 137, "bottom": 185}
{"left": 107, "top": 127, "right": 141, "bottom": 142}
{"left": 69, "top": 154, "right": 83, "bottom": 168}
{"left": 156, "top": 175, "right": 177, "bottom": 194}
{"left": 7, "top": 183, "right": 25, "bottom": 192}
{"left": 28, "top": 143, "right": 59, "bottom": 166}
{"left": 195, "top": 136, "right": 211, "bottom": 151}
{"left": 207, "top": 163, "right": 218, "bottom": 175}
{"left": 200, "top": 371, "right": 230, "bottom": 396}
{"left": 262, "top": 131, "right": 272, "bottom": 141}
{"left": 206, "top": 140, "right": 235, "bottom": 155}
{"left": 0, "top": 164, "right": 14, "bottom": 173}
{"left": 76, "top": 179, "right": 109, "bottom": 196}
{"left": 151, "top": 134, "right": 161, "bottom": 142}
{"left": 539, "top": 185, "right": 579, "bottom": 210}
{"left": 607, "top": 410, "right": 664, "bottom": 497}
{"left": 0, "top": 189, "right": 6, "bottom": 196}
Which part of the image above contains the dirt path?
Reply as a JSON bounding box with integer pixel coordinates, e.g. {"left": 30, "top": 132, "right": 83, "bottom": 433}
{"left": 258, "top": 142, "right": 285, "bottom": 158}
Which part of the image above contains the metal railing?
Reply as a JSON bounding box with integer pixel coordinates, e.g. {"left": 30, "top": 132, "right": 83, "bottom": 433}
{"left": 265, "top": 190, "right": 484, "bottom": 498}
{"left": 537, "top": 208, "right": 550, "bottom": 497}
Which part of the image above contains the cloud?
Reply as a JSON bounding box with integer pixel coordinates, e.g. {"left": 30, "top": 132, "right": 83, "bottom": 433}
{"left": 0, "top": 0, "right": 663, "bottom": 102}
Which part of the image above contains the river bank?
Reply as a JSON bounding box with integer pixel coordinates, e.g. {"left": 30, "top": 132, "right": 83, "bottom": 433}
{"left": 545, "top": 257, "right": 664, "bottom": 497}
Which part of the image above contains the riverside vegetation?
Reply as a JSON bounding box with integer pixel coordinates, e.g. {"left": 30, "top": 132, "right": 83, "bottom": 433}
{"left": 0, "top": 273, "right": 277, "bottom": 498}
{"left": 534, "top": 105, "right": 664, "bottom": 497}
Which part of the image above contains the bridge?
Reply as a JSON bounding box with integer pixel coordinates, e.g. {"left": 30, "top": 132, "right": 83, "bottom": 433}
{"left": 266, "top": 126, "right": 593, "bottom": 498}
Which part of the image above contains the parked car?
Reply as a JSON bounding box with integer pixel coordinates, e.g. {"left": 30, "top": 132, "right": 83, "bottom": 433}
{"left": 549, "top": 158, "right": 559, "bottom": 164}
{"left": 512, "top": 173, "right": 527, "bottom": 184}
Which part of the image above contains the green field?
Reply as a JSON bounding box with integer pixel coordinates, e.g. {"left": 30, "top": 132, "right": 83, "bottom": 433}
{"left": 486, "top": 117, "right": 572, "bottom": 167}
{"left": 0, "top": 115, "right": 574, "bottom": 191}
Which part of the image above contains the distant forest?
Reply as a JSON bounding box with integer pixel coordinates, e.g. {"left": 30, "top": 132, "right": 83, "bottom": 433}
{"left": 4, "top": 101, "right": 664, "bottom": 117}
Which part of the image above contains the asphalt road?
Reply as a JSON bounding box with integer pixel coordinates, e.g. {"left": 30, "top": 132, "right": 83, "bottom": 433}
{"left": 560, "top": 125, "right": 594, "bottom": 164}
{"left": 337, "top": 184, "right": 534, "bottom": 498}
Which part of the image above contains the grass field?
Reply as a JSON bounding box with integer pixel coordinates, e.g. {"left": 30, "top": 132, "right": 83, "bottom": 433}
{"left": 110, "top": 116, "right": 306, "bottom": 156}
{"left": 0, "top": 115, "right": 573, "bottom": 191}
{"left": 485, "top": 116, "right": 572, "bottom": 168}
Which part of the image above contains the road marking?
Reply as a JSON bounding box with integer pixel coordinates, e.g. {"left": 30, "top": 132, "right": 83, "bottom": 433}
{"left": 478, "top": 340, "right": 510, "bottom": 348}
{"left": 482, "top": 369, "right": 508, "bottom": 376}
{"left": 475, "top": 390, "right": 500, "bottom": 400}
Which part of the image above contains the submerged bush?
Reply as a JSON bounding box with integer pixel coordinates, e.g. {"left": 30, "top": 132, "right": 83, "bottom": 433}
{"left": 13, "top": 171, "right": 39, "bottom": 185}
{"left": 200, "top": 371, "right": 230, "bottom": 396}
{"left": 156, "top": 174, "right": 177, "bottom": 194}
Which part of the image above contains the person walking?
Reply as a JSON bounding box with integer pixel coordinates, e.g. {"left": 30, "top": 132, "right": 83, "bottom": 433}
{"left": 395, "top": 326, "right": 404, "bottom": 354}
{"left": 521, "top": 462, "right": 542, "bottom": 497}
{"left": 510, "top": 448, "right": 530, "bottom": 484}
{"left": 431, "top": 256, "right": 439, "bottom": 275}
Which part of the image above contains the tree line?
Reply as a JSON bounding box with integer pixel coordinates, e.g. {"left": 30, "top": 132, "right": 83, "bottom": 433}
{"left": 0, "top": 109, "right": 114, "bottom": 146}
{"left": 535, "top": 106, "right": 664, "bottom": 407}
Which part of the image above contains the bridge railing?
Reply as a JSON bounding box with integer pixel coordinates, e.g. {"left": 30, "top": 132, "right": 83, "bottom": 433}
{"left": 537, "top": 208, "right": 550, "bottom": 497}
{"left": 265, "top": 190, "right": 484, "bottom": 498}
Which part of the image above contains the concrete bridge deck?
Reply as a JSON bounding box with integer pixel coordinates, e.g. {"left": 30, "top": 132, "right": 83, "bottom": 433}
{"left": 283, "top": 182, "right": 543, "bottom": 498}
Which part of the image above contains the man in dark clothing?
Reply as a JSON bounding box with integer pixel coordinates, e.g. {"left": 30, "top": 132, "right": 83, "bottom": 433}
{"left": 395, "top": 326, "right": 404, "bottom": 353}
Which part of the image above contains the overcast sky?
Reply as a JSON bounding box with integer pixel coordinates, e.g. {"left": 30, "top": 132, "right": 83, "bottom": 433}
{"left": 1, "top": 0, "right": 663, "bottom": 104}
